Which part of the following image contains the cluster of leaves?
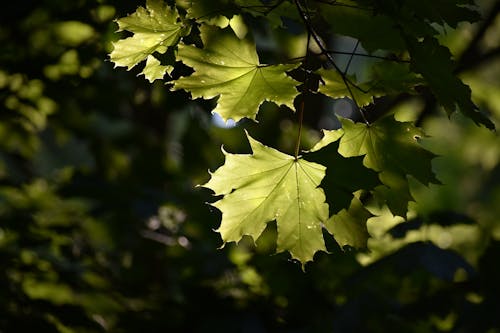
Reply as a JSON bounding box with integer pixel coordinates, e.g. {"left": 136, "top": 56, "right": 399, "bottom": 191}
{"left": 2, "top": 0, "right": 500, "bottom": 331}
{"left": 110, "top": 0, "right": 494, "bottom": 266}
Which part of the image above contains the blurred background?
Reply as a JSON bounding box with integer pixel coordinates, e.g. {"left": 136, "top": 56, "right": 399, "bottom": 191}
{"left": 0, "top": 0, "right": 499, "bottom": 332}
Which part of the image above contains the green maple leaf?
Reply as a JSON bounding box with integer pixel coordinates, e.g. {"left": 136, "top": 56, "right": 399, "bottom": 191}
{"left": 203, "top": 132, "right": 329, "bottom": 266}
{"left": 110, "top": 0, "right": 188, "bottom": 80}
{"left": 317, "top": 62, "right": 421, "bottom": 107}
{"left": 335, "top": 116, "right": 439, "bottom": 217}
{"left": 398, "top": 0, "right": 480, "bottom": 29}
{"left": 142, "top": 55, "right": 172, "bottom": 82}
{"left": 241, "top": 0, "right": 300, "bottom": 29}
{"left": 325, "top": 197, "right": 372, "bottom": 249}
{"left": 177, "top": 0, "right": 238, "bottom": 27}
{"left": 317, "top": 69, "right": 374, "bottom": 107}
{"left": 177, "top": 0, "right": 297, "bottom": 29}
{"left": 307, "top": 130, "right": 380, "bottom": 215}
{"left": 407, "top": 37, "right": 495, "bottom": 130}
{"left": 316, "top": 1, "right": 404, "bottom": 52}
{"left": 174, "top": 27, "right": 300, "bottom": 122}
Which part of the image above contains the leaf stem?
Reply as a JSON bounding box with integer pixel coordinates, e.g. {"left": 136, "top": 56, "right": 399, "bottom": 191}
{"left": 294, "top": 0, "right": 369, "bottom": 124}
{"left": 344, "top": 40, "right": 359, "bottom": 74}
{"left": 295, "top": 29, "right": 312, "bottom": 159}
{"left": 287, "top": 52, "right": 410, "bottom": 64}
{"left": 295, "top": 96, "right": 305, "bottom": 159}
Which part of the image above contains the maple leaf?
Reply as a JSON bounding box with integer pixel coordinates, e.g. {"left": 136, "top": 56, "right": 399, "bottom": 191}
{"left": 317, "top": 62, "right": 421, "bottom": 107}
{"left": 307, "top": 130, "right": 380, "bottom": 215}
{"left": 177, "top": 0, "right": 237, "bottom": 26}
{"left": 334, "top": 116, "right": 440, "bottom": 217}
{"left": 240, "top": 0, "right": 300, "bottom": 29}
{"left": 174, "top": 27, "right": 300, "bottom": 122}
{"left": 406, "top": 37, "right": 495, "bottom": 130}
{"left": 142, "top": 55, "right": 171, "bottom": 82}
{"left": 110, "top": 0, "right": 188, "bottom": 80}
{"left": 317, "top": 69, "right": 374, "bottom": 107}
{"left": 315, "top": 1, "right": 404, "bottom": 52}
{"left": 177, "top": 0, "right": 297, "bottom": 29}
{"left": 203, "top": 132, "right": 329, "bottom": 266}
{"left": 325, "top": 197, "right": 372, "bottom": 249}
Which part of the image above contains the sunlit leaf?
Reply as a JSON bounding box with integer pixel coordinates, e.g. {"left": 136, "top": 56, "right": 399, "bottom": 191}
{"left": 317, "top": 69, "right": 374, "bottom": 107}
{"left": 177, "top": 0, "right": 238, "bottom": 27}
{"left": 141, "top": 55, "right": 171, "bottom": 82}
{"left": 174, "top": 27, "right": 300, "bottom": 122}
{"left": 110, "top": 0, "right": 188, "bottom": 77}
{"left": 335, "top": 116, "right": 439, "bottom": 216}
{"left": 307, "top": 129, "right": 380, "bottom": 214}
{"left": 203, "top": 132, "right": 329, "bottom": 265}
{"left": 317, "top": 62, "right": 421, "bottom": 107}
{"left": 325, "top": 197, "right": 372, "bottom": 249}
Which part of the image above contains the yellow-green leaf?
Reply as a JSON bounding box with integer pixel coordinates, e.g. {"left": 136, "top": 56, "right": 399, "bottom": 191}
{"left": 325, "top": 197, "right": 372, "bottom": 249}
{"left": 203, "top": 132, "right": 329, "bottom": 266}
{"left": 335, "top": 116, "right": 439, "bottom": 217}
{"left": 110, "top": 0, "right": 188, "bottom": 77}
{"left": 174, "top": 27, "right": 300, "bottom": 122}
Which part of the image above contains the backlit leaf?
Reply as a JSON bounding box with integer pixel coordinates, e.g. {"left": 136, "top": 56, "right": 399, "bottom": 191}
{"left": 203, "top": 132, "right": 329, "bottom": 266}
{"left": 141, "top": 55, "right": 171, "bottom": 82}
{"left": 317, "top": 69, "right": 374, "bottom": 107}
{"left": 177, "top": 0, "right": 238, "bottom": 27}
{"left": 325, "top": 197, "right": 372, "bottom": 249}
{"left": 407, "top": 37, "right": 495, "bottom": 130}
{"left": 110, "top": 0, "right": 188, "bottom": 77}
{"left": 317, "top": 62, "right": 421, "bottom": 107}
{"left": 335, "top": 116, "right": 439, "bottom": 216}
{"left": 174, "top": 27, "right": 300, "bottom": 122}
{"left": 308, "top": 129, "right": 380, "bottom": 215}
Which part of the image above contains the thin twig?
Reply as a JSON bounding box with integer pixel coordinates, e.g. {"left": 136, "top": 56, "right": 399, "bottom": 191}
{"left": 294, "top": 0, "right": 369, "bottom": 124}
{"left": 311, "top": 0, "right": 370, "bottom": 10}
{"left": 287, "top": 51, "right": 410, "bottom": 63}
{"left": 294, "top": 30, "right": 312, "bottom": 159}
{"left": 344, "top": 40, "right": 359, "bottom": 74}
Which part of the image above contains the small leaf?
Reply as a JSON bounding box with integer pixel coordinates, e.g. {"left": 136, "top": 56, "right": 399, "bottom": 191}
{"left": 317, "top": 69, "right": 374, "bottom": 107}
{"left": 177, "top": 0, "right": 237, "bottom": 27}
{"left": 325, "top": 197, "right": 372, "bottom": 249}
{"left": 141, "top": 55, "right": 172, "bottom": 82}
{"left": 203, "top": 132, "right": 329, "bottom": 266}
{"left": 174, "top": 27, "right": 300, "bottom": 122}
{"left": 336, "top": 116, "right": 439, "bottom": 217}
{"left": 110, "top": 0, "right": 188, "bottom": 75}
